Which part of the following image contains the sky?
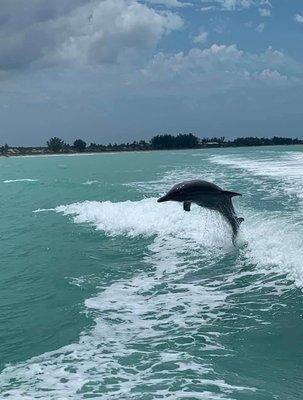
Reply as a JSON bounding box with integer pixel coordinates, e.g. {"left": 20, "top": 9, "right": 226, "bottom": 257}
{"left": 0, "top": 0, "right": 303, "bottom": 146}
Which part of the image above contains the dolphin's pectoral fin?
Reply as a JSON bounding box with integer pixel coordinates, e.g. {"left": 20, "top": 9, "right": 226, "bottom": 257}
{"left": 183, "top": 201, "right": 191, "bottom": 212}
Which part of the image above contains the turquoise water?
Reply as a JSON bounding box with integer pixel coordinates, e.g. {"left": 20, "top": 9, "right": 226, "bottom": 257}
{"left": 0, "top": 146, "right": 303, "bottom": 399}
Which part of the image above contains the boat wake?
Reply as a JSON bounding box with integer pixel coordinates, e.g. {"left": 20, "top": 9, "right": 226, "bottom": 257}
{"left": 1, "top": 191, "right": 302, "bottom": 398}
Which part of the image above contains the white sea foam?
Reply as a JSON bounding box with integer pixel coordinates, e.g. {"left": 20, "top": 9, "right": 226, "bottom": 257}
{"left": 54, "top": 198, "right": 303, "bottom": 288}
{"left": 0, "top": 198, "right": 255, "bottom": 399}
{"left": 210, "top": 151, "right": 303, "bottom": 200}
{"left": 211, "top": 152, "right": 303, "bottom": 178}
{"left": 33, "top": 208, "right": 55, "bottom": 213}
{"left": 3, "top": 178, "right": 38, "bottom": 183}
{"left": 2, "top": 194, "right": 302, "bottom": 398}
{"left": 56, "top": 199, "right": 232, "bottom": 247}
{"left": 241, "top": 211, "right": 303, "bottom": 288}
{"left": 82, "top": 180, "right": 99, "bottom": 185}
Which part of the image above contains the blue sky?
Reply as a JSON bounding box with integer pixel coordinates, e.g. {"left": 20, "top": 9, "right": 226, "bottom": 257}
{"left": 0, "top": 0, "right": 302, "bottom": 146}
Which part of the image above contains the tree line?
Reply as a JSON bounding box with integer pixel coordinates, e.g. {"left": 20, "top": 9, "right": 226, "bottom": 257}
{"left": 45, "top": 134, "right": 303, "bottom": 153}
{"left": 1, "top": 134, "right": 302, "bottom": 156}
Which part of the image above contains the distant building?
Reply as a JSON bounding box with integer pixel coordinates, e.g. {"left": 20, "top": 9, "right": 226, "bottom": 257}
{"left": 7, "top": 148, "right": 20, "bottom": 155}
{"left": 204, "top": 142, "right": 220, "bottom": 147}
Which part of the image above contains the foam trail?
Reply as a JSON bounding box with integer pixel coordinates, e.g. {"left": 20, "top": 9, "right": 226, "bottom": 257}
{"left": 38, "top": 197, "right": 302, "bottom": 288}
{"left": 33, "top": 208, "right": 56, "bottom": 213}
{"left": 3, "top": 178, "right": 38, "bottom": 183}
{"left": 55, "top": 199, "right": 303, "bottom": 289}
{"left": 210, "top": 152, "right": 303, "bottom": 200}
{"left": 211, "top": 152, "right": 303, "bottom": 179}
{"left": 241, "top": 211, "right": 303, "bottom": 288}
{"left": 82, "top": 180, "right": 99, "bottom": 185}
{"left": 0, "top": 199, "right": 256, "bottom": 399}
{"left": 2, "top": 196, "right": 302, "bottom": 398}
{"left": 56, "top": 199, "right": 232, "bottom": 247}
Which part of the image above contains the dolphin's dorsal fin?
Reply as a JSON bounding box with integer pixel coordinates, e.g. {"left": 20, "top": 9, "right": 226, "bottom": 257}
{"left": 223, "top": 190, "right": 242, "bottom": 197}
{"left": 183, "top": 201, "right": 191, "bottom": 212}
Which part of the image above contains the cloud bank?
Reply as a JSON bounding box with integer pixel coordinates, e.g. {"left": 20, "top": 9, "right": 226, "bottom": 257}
{"left": 0, "top": 0, "right": 183, "bottom": 71}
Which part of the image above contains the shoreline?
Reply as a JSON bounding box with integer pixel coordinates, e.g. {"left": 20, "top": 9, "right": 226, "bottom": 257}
{"left": 1, "top": 143, "right": 303, "bottom": 159}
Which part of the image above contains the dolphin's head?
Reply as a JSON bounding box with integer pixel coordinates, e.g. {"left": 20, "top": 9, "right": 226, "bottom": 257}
{"left": 157, "top": 193, "right": 174, "bottom": 203}
{"left": 157, "top": 182, "right": 191, "bottom": 203}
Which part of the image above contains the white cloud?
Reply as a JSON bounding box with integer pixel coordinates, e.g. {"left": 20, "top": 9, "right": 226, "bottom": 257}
{"left": 201, "top": 6, "right": 216, "bottom": 11}
{"left": 259, "top": 8, "right": 271, "bottom": 17}
{"left": 295, "top": 14, "right": 303, "bottom": 24}
{"left": 200, "top": 0, "right": 272, "bottom": 12}
{"left": 0, "top": 0, "right": 183, "bottom": 71}
{"left": 144, "top": 0, "right": 192, "bottom": 7}
{"left": 219, "top": 0, "right": 251, "bottom": 10}
{"left": 193, "top": 30, "right": 208, "bottom": 44}
{"left": 200, "top": 0, "right": 252, "bottom": 11}
{"left": 139, "top": 44, "right": 302, "bottom": 95}
{"left": 256, "top": 23, "right": 265, "bottom": 32}
{"left": 0, "top": 38, "right": 302, "bottom": 144}
{"left": 253, "top": 69, "right": 287, "bottom": 82}
{"left": 259, "top": 0, "right": 272, "bottom": 5}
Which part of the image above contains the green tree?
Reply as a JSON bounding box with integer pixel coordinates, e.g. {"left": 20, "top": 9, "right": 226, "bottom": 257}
{"left": 151, "top": 133, "right": 199, "bottom": 150}
{"left": 47, "top": 137, "right": 65, "bottom": 152}
{"left": 73, "top": 139, "right": 87, "bottom": 152}
{"left": 151, "top": 134, "right": 174, "bottom": 149}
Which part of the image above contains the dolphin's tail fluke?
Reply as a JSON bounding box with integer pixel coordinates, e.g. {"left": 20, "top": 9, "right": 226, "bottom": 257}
{"left": 230, "top": 217, "right": 244, "bottom": 246}
{"left": 217, "top": 199, "right": 243, "bottom": 246}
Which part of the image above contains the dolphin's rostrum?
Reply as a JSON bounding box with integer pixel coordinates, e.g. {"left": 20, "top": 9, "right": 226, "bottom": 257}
{"left": 157, "top": 180, "right": 243, "bottom": 245}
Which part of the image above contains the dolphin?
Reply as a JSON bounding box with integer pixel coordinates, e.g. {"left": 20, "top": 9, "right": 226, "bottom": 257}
{"left": 157, "top": 180, "right": 244, "bottom": 245}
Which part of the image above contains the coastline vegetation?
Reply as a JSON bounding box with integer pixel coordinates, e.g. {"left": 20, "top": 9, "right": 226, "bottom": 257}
{"left": 1, "top": 134, "right": 302, "bottom": 156}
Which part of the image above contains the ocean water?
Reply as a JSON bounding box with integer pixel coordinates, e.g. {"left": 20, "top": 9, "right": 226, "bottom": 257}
{"left": 0, "top": 146, "right": 303, "bottom": 399}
